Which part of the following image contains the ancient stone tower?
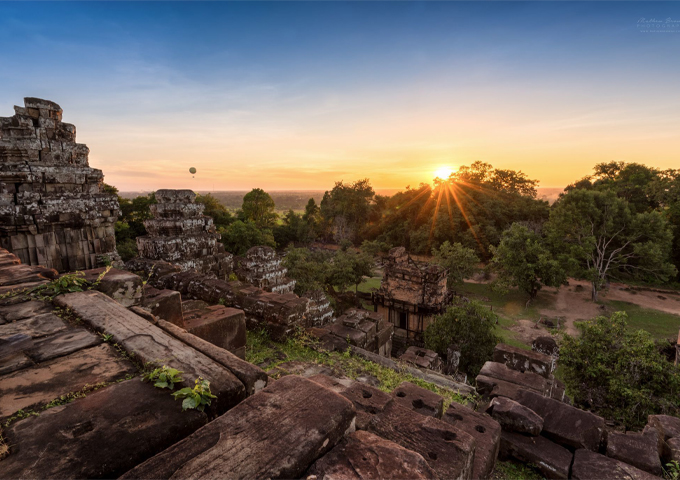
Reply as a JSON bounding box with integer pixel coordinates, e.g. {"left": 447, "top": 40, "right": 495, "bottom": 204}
{"left": 0, "top": 98, "right": 120, "bottom": 271}
{"left": 136, "top": 189, "right": 233, "bottom": 278}
{"left": 234, "top": 246, "right": 296, "bottom": 294}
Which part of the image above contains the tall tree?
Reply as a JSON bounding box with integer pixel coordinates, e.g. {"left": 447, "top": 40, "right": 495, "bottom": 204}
{"left": 431, "top": 241, "right": 479, "bottom": 290}
{"left": 490, "top": 223, "right": 566, "bottom": 301}
{"left": 320, "top": 179, "right": 375, "bottom": 243}
{"left": 241, "top": 188, "right": 277, "bottom": 228}
{"left": 195, "top": 193, "right": 233, "bottom": 228}
{"left": 220, "top": 220, "right": 275, "bottom": 256}
{"left": 546, "top": 189, "right": 676, "bottom": 301}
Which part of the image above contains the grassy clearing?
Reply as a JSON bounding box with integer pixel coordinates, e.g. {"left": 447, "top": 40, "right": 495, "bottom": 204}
{"left": 357, "top": 276, "right": 382, "bottom": 293}
{"left": 605, "top": 300, "right": 680, "bottom": 341}
{"left": 246, "top": 328, "right": 475, "bottom": 408}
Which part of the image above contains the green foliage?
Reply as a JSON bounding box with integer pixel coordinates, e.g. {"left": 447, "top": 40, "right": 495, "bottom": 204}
{"left": 490, "top": 223, "right": 566, "bottom": 300}
{"left": 548, "top": 188, "right": 676, "bottom": 300}
{"left": 492, "top": 460, "right": 545, "bottom": 480}
{"left": 143, "top": 366, "right": 184, "bottom": 390}
{"left": 241, "top": 188, "right": 278, "bottom": 228}
{"left": 665, "top": 460, "right": 680, "bottom": 480}
{"left": 282, "top": 246, "right": 330, "bottom": 295}
{"left": 360, "top": 239, "right": 391, "bottom": 257}
{"left": 424, "top": 300, "right": 501, "bottom": 376}
{"left": 220, "top": 220, "right": 276, "bottom": 256}
{"left": 320, "top": 179, "right": 375, "bottom": 243}
{"left": 327, "top": 250, "right": 375, "bottom": 293}
{"left": 273, "top": 209, "right": 317, "bottom": 247}
{"left": 3, "top": 409, "right": 40, "bottom": 427}
{"left": 172, "top": 377, "right": 217, "bottom": 411}
{"left": 195, "top": 193, "right": 233, "bottom": 228}
{"left": 245, "top": 329, "right": 474, "bottom": 407}
{"left": 560, "top": 311, "right": 680, "bottom": 429}
{"left": 114, "top": 192, "right": 156, "bottom": 260}
{"left": 431, "top": 240, "right": 480, "bottom": 289}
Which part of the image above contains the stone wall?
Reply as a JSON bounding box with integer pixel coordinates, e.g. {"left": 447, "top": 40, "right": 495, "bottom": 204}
{"left": 234, "top": 246, "right": 295, "bottom": 294}
{"left": 136, "top": 189, "right": 232, "bottom": 278}
{"left": 0, "top": 98, "right": 120, "bottom": 271}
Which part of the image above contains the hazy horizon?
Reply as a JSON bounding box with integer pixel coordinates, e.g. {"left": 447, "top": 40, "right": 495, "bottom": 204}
{"left": 2, "top": 2, "right": 678, "bottom": 191}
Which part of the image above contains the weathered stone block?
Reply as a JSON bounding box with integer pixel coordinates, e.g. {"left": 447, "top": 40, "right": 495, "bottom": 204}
{"left": 0, "top": 313, "right": 67, "bottom": 339}
{"left": 500, "top": 430, "right": 572, "bottom": 479}
{"left": 367, "top": 401, "right": 476, "bottom": 480}
{"left": 25, "top": 328, "right": 101, "bottom": 363}
{"left": 120, "top": 376, "right": 356, "bottom": 480}
{"left": 572, "top": 449, "right": 659, "bottom": 480}
{"left": 307, "top": 430, "right": 437, "bottom": 480}
{"left": 82, "top": 267, "right": 143, "bottom": 307}
{"left": 606, "top": 430, "right": 663, "bottom": 476}
{"left": 489, "top": 396, "right": 543, "bottom": 436}
{"left": 141, "top": 285, "right": 184, "bottom": 326}
{"left": 183, "top": 305, "right": 246, "bottom": 357}
{"left": 479, "top": 360, "right": 548, "bottom": 394}
{"left": 392, "top": 381, "right": 445, "bottom": 419}
{"left": 0, "top": 344, "right": 135, "bottom": 418}
{"left": 340, "top": 381, "right": 395, "bottom": 430}
{"left": 493, "top": 343, "right": 554, "bottom": 378}
{"left": 442, "top": 401, "right": 501, "bottom": 480}
{"left": 0, "top": 379, "right": 207, "bottom": 479}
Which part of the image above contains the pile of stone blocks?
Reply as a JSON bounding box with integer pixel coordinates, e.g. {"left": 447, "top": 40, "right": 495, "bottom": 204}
{"left": 318, "top": 308, "right": 393, "bottom": 357}
{"left": 234, "top": 245, "right": 296, "bottom": 294}
{"left": 479, "top": 343, "right": 665, "bottom": 479}
{"left": 136, "top": 189, "right": 233, "bottom": 279}
{"left": 399, "top": 346, "right": 443, "bottom": 372}
{"left": 0, "top": 98, "right": 120, "bottom": 272}
{"left": 301, "top": 289, "right": 334, "bottom": 327}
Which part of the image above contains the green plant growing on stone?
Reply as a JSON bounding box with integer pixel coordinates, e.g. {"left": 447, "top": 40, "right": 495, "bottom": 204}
{"left": 99, "top": 332, "right": 114, "bottom": 343}
{"left": 665, "top": 460, "right": 680, "bottom": 480}
{"left": 143, "top": 366, "right": 184, "bottom": 390}
{"left": 3, "top": 409, "right": 39, "bottom": 427}
{"left": 172, "top": 377, "right": 217, "bottom": 411}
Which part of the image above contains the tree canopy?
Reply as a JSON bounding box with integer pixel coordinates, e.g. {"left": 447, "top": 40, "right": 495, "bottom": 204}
{"left": 431, "top": 241, "right": 479, "bottom": 290}
{"left": 241, "top": 188, "right": 277, "bottom": 228}
{"left": 490, "top": 223, "right": 566, "bottom": 300}
{"left": 546, "top": 188, "right": 676, "bottom": 301}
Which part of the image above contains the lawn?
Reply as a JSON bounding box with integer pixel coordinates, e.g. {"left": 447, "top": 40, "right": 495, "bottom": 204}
{"left": 357, "top": 276, "right": 382, "bottom": 293}
{"left": 606, "top": 300, "right": 680, "bottom": 341}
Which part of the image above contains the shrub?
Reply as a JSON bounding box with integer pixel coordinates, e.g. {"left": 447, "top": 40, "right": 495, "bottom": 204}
{"left": 560, "top": 311, "right": 680, "bottom": 429}
{"left": 172, "top": 377, "right": 217, "bottom": 412}
{"left": 424, "top": 300, "right": 500, "bottom": 376}
{"left": 142, "top": 366, "right": 184, "bottom": 390}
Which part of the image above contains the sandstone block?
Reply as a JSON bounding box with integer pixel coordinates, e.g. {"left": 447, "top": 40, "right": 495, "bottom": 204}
{"left": 307, "top": 430, "right": 437, "bottom": 480}
{"left": 572, "top": 449, "right": 659, "bottom": 480}
{"left": 82, "top": 267, "right": 143, "bottom": 307}
{"left": 25, "top": 328, "right": 101, "bottom": 363}
{"left": 489, "top": 396, "right": 543, "bottom": 436}
{"left": 120, "top": 376, "right": 356, "bottom": 480}
{"left": 606, "top": 430, "right": 663, "bottom": 476}
{"left": 183, "top": 305, "right": 246, "bottom": 357}
{"left": 367, "top": 401, "right": 476, "bottom": 480}
{"left": 392, "top": 381, "right": 445, "bottom": 419}
{"left": 442, "top": 401, "right": 501, "bottom": 480}
{"left": 500, "top": 430, "right": 572, "bottom": 479}
{"left": 141, "top": 285, "right": 184, "bottom": 326}
{"left": 0, "top": 379, "right": 207, "bottom": 479}
{"left": 479, "top": 360, "right": 548, "bottom": 394}
{"left": 493, "top": 343, "right": 554, "bottom": 378}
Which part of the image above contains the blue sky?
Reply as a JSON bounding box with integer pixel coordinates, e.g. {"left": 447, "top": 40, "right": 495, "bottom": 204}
{"left": 1, "top": 2, "right": 679, "bottom": 191}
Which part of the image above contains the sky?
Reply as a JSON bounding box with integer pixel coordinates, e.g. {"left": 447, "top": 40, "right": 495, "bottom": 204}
{"left": 1, "top": 2, "right": 679, "bottom": 192}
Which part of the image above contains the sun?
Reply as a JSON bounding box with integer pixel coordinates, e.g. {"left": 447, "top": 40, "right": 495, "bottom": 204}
{"left": 434, "top": 165, "right": 455, "bottom": 180}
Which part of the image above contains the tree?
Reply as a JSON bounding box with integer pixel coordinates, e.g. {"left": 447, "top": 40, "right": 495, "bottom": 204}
{"left": 195, "top": 193, "right": 233, "bottom": 228}
{"left": 241, "top": 188, "right": 277, "bottom": 228}
{"left": 546, "top": 189, "right": 676, "bottom": 301}
{"left": 320, "top": 179, "right": 375, "bottom": 243}
{"left": 424, "top": 300, "right": 500, "bottom": 376}
{"left": 327, "top": 250, "right": 375, "bottom": 293}
{"left": 560, "top": 312, "right": 680, "bottom": 429}
{"left": 220, "top": 220, "right": 275, "bottom": 256}
{"left": 282, "top": 247, "right": 330, "bottom": 295}
{"left": 490, "top": 223, "right": 566, "bottom": 301}
{"left": 431, "top": 241, "right": 479, "bottom": 290}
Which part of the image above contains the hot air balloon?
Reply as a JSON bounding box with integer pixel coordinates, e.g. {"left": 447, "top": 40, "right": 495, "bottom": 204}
{"left": 189, "top": 167, "right": 196, "bottom": 178}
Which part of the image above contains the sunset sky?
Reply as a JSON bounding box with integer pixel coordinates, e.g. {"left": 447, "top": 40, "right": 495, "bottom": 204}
{"left": 1, "top": 2, "right": 679, "bottom": 192}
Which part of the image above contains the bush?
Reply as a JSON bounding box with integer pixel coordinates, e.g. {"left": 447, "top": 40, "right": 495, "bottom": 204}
{"left": 560, "top": 312, "right": 680, "bottom": 429}
{"left": 424, "top": 300, "right": 500, "bottom": 376}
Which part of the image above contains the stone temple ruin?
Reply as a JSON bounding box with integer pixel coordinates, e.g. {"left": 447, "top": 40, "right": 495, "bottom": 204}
{"left": 137, "top": 189, "right": 232, "bottom": 278}
{"left": 234, "top": 245, "right": 296, "bottom": 294}
{"left": 372, "top": 246, "right": 452, "bottom": 340}
{"left": 2, "top": 99, "right": 677, "bottom": 480}
{"left": 0, "top": 98, "right": 120, "bottom": 272}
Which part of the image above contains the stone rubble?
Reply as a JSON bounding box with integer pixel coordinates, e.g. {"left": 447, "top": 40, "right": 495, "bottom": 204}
{"left": 0, "top": 98, "right": 120, "bottom": 272}
{"left": 234, "top": 245, "right": 296, "bottom": 294}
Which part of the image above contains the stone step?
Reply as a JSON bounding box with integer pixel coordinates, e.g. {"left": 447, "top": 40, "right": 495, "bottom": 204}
{"left": 392, "top": 381, "right": 445, "bottom": 419}
{"left": 0, "top": 300, "right": 51, "bottom": 323}
{"left": 0, "top": 313, "right": 67, "bottom": 339}
{"left": 120, "top": 375, "right": 356, "bottom": 480}
{"left": 572, "top": 449, "right": 659, "bottom": 480}
{"left": 182, "top": 305, "right": 246, "bottom": 358}
{"left": 0, "top": 379, "right": 207, "bottom": 479}
{"left": 157, "top": 319, "right": 268, "bottom": 396}
{"left": 54, "top": 290, "right": 246, "bottom": 414}
{"left": 25, "top": 328, "right": 101, "bottom": 363}
{"left": 0, "top": 343, "right": 135, "bottom": 418}
{"left": 478, "top": 361, "right": 548, "bottom": 395}
{"left": 308, "top": 430, "right": 437, "bottom": 480}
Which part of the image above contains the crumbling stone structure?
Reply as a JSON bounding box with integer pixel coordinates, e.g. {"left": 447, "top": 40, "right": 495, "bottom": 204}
{"left": 0, "top": 98, "right": 120, "bottom": 271}
{"left": 302, "top": 289, "right": 334, "bottom": 327}
{"left": 234, "top": 246, "right": 295, "bottom": 294}
{"left": 136, "top": 189, "right": 232, "bottom": 278}
{"left": 372, "top": 247, "right": 451, "bottom": 340}
{"left": 324, "top": 308, "right": 393, "bottom": 357}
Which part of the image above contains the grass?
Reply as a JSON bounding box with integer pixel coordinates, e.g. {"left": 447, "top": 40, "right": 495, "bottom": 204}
{"left": 606, "top": 300, "right": 680, "bottom": 341}
{"left": 357, "top": 276, "right": 382, "bottom": 293}
{"left": 491, "top": 460, "right": 545, "bottom": 480}
{"left": 246, "top": 328, "right": 475, "bottom": 408}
